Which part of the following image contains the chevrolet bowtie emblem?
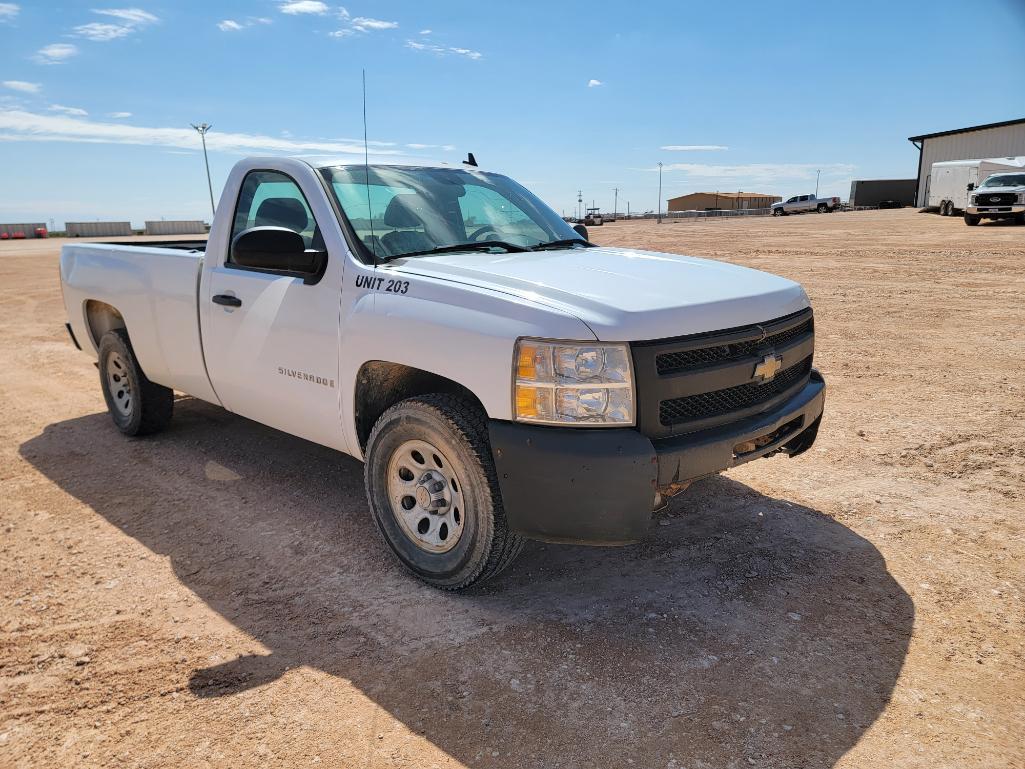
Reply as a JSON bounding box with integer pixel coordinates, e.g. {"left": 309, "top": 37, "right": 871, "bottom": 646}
{"left": 753, "top": 354, "right": 783, "bottom": 382}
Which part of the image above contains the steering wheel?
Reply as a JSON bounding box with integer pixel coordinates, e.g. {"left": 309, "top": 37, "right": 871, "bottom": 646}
{"left": 468, "top": 225, "right": 501, "bottom": 242}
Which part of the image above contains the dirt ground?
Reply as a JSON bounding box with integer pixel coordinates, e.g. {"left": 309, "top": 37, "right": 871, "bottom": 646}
{"left": 1, "top": 209, "right": 1023, "bottom": 769}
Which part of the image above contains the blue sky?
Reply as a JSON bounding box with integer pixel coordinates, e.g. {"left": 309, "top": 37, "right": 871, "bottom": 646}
{"left": 1, "top": 0, "right": 1023, "bottom": 227}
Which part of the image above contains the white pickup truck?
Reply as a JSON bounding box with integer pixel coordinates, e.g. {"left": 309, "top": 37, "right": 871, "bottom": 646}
{"left": 771, "top": 194, "right": 840, "bottom": 215}
{"left": 60, "top": 156, "right": 825, "bottom": 589}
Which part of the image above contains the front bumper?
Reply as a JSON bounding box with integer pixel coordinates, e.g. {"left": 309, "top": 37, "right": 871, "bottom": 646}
{"left": 967, "top": 204, "right": 1024, "bottom": 215}
{"left": 488, "top": 370, "right": 825, "bottom": 545}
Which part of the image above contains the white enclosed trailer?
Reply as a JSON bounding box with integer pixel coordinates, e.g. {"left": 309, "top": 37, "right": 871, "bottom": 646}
{"left": 927, "top": 157, "right": 1025, "bottom": 215}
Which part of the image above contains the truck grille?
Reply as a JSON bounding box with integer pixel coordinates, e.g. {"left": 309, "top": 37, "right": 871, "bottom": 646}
{"left": 656, "top": 318, "right": 812, "bottom": 375}
{"left": 979, "top": 193, "right": 1016, "bottom": 205}
{"left": 631, "top": 309, "right": 814, "bottom": 439}
{"left": 659, "top": 359, "right": 811, "bottom": 426}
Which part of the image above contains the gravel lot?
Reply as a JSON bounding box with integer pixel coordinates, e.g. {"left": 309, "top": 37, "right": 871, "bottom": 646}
{"left": 1, "top": 209, "right": 1022, "bottom": 768}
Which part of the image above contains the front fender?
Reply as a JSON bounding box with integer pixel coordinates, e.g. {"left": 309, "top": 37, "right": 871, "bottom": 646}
{"left": 337, "top": 269, "right": 594, "bottom": 460}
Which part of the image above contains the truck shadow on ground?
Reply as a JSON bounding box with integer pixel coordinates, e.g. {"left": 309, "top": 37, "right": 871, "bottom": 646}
{"left": 21, "top": 397, "right": 913, "bottom": 769}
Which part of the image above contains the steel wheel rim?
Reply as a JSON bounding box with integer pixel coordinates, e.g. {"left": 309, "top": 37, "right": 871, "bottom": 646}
{"left": 105, "top": 351, "right": 133, "bottom": 417}
{"left": 386, "top": 439, "right": 466, "bottom": 553}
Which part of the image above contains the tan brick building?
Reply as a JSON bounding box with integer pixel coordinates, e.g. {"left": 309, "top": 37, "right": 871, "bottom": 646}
{"left": 667, "top": 191, "right": 781, "bottom": 212}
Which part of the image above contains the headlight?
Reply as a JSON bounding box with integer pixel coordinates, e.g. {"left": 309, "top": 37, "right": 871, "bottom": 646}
{"left": 1018, "top": 193, "right": 1025, "bottom": 204}
{"left": 513, "top": 338, "right": 635, "bottom": 425}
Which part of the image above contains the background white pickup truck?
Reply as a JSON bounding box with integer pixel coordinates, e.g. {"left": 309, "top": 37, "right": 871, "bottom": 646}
{"left": 60, "top": 156, "right": 825, "bottom": 589}
{"left": 771, "top": 194, "right": 840, "bottom": 215}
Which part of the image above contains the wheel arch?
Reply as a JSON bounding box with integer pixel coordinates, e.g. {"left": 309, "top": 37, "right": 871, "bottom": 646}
{"left": 84, "top": 300, "right": 127, "bottom": 351}
{"left": 353, "top": 361, "right": 487, "bottom": 453}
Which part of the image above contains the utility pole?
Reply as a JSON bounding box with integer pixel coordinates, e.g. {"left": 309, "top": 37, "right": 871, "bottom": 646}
{"left": 657, "top": 161, "right": 663, "bottom": 224}
{"left": 613, "top": 187, "right": 618, "bottom": 220}
{"left": 190, "top": 123, "right": 216, "bottom": 218}
{"left": 577, "top": 190, "right": 583, "bottom": 221}
{"left": 815, "top": 169, "right": 821, "bottom": 197}
{"left": 627, "top": 201, "right": 630, "bottom": 218}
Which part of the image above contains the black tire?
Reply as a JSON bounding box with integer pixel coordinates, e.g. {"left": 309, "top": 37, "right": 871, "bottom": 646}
{"left": 364, "top": 394, "right": 524, "bottom": 590}
{"left": 1015, "top": 213, "right": 1025, "bottom": 226}
{"left": 97, "top": 329, "right": 173, "bottom": 436}
{"left": 816, "top": 203, "right": 827, "bottom": 213}
{"left": 964, "top": 213, "right": 981, "bottom": 226}
{"left": 772, "top": 207, "right": 784, "bottom": 217}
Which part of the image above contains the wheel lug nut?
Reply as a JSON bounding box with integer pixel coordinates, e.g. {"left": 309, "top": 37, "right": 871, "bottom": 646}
{"left": 431, "top": 481, "right": 445, "bottom": 493}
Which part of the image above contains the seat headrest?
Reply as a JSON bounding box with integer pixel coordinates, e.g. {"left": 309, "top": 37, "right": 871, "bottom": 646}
{"left": 254, "top": 197, "right": 310, "bottom": 233}
{"left": 383, "top": 194, "right": 426, "bottom": 228}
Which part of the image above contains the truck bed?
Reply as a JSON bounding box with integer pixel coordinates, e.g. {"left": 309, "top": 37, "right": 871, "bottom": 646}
{"left": 60, "top": 241, "right": 219, "bottom": 405}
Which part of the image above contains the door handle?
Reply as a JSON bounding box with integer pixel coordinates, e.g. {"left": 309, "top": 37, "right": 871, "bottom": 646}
{"left": 212, "top": 294, "right": 242, "bottom": 307}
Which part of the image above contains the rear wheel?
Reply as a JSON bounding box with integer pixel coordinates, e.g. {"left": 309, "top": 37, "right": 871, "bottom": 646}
{"left": 97, "top": 329, "right": 173, "bottom": 436}
{"left": 816, "top": 203, "right": 828, "bottom": 213}
{"left": 964, "top": 213, "right": 981, "bottom": 226}
{"left": 364, "top": 394, "right": 524, "bottom": 590}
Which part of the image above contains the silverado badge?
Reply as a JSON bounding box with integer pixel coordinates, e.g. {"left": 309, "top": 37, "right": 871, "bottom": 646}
{"left": 753, "top": 354, "right": 783, "bottom": 382}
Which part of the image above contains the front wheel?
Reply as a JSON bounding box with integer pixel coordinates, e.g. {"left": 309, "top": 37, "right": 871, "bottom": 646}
{"left": 97, "top": 329, "right": 173, "bottom": 436}
{"left": 364, "top": 394, "right": 524, "bottom": 590}
{"left": 964, "top": 213, "right": 981, "bottom": 226}
{"left": 772, "top": 208, "right": 784, "bottom": 216}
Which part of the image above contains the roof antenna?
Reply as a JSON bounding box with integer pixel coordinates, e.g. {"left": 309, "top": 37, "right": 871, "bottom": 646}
{"left": 464, "top": 152, "right": 478, "bottom": 167}
{"left": 362, "top": 69, "right": 378, "bottom": 266}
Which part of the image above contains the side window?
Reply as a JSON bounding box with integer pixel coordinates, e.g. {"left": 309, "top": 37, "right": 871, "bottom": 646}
{"left": 786, "top": 196, "right": 797, "bottom": 204}
{"left": 458, "top": 184, "right": 547, "bottom": 242}
{"left": 230, "top": 171, "right": 319, "bottom": 260}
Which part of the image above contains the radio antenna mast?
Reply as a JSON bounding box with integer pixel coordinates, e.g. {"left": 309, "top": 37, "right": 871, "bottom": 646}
{"left": 362, "top": 69, "right": 378, "bottom": 266}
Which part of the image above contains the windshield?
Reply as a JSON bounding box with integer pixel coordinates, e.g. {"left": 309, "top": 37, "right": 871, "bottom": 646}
{"left": 321, "top": 165, "right": 586, "bottom": 260}
{"left": 980, "top": 174, "right": 1025, "bottom": 188}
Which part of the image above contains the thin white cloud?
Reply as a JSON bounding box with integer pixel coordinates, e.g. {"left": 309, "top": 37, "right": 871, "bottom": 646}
{"left": 587, "top": 79, "right": 602, "bottom": 87}
{"left": 661, "top": 145, "right": 729, "bottom": 151}
{"left": 0, "top": 109, "right": 408, "bottom": 156}
{"left": 329, "top": 28, "right": 354, "bottom": 37}
{"left": 279, "top": 1, "right": 329, "bottom": 15}
{"left": 107, "top": 111, "right": 132, "bottom": 118}
{"left": 218, "top": 17, "right": 271, "bottom": 31}
{"left": 49, "top": 104, "right": 88, "bottom": 117}
{"left": 419, "top": 28, "right": 431, "bottom": 35}
{"left": 74, "top": 22, "right": 134, "bottom": 40}
{"left": 406, "top": 40, "right": 482, "bottom": 60}
{"left": 0, "top": 3, "right": 19, "bottom": 22}
{"left": 351, "top": 16, "right": 397, "bottom": 31}
{"left": 34, "top": 43, "right": 79, "bottom": 64}
{"left": 406, "top": 143, "right": 455, "bottom": 151}
{"left": 2, "top": 80, "right": 40, "bottom": 93}
{"left": 72, "top": 8, "right": 157, "bottom": 42}
{"left": 656, "top": 162, "right": 855, "bottom": 184}
{"left": 93, "top": 8, "right": 159, "bottom": 25}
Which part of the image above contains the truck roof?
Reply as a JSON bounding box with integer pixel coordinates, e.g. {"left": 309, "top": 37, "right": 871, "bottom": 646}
{"left": 288, "top": 154, "right": 490, "bottom": 172}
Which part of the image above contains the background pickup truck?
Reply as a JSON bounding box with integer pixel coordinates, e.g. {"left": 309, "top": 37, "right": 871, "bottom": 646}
{"left": 60, "top": 155, "right": 825, "bottom": 589}
{"left": 772, "top": 194, "right": 841, "bottom": 215}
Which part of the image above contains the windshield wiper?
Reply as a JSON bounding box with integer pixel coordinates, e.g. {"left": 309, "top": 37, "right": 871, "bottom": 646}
{"left": 532, "top": 238, "right": 594, "bottom": 251}
{"left": 384, "top": 241, "right": 530, "bottom": 261}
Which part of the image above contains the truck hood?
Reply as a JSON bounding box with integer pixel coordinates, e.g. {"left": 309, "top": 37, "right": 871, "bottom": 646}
{"left": 975, "top": 185, "right": 1025, "bottom": 194}
{"left": 391, "top": 246, "right": 809, "bottom": 341}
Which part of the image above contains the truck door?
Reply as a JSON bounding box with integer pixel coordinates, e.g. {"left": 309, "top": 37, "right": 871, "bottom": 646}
{"left": 202, "top": 169, "right": 345, "bottom": 451}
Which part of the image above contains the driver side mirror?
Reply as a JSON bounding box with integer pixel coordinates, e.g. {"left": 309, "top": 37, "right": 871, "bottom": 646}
{"left": 231, "top": 226, "right": 325, "bottom": 282}
{"left": 572, "top": 223, "right": 589, "bottom": 240}
{"left": 967, "top": 183, "right": 975, "bottom": 191}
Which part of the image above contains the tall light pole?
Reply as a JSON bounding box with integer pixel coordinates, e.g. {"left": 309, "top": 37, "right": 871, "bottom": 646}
{"left": 612, "top": 187, "right": 618, "bottom": 220}
{"left": 815, "top": 169, "right": 821, "bottom": 197}
{"left": 657, "top": 162, "right": 663, "bottom": 224}
{"left": 191, "top": 123, "right": 216, "bottom": 218}
{"left": 577, "top": 190, "right": 583, "bottom": 221}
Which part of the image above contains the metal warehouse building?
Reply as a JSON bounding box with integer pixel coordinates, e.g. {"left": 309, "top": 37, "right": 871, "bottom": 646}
{"left": 667, "top": 191, "right": 781, "bottom": 211}
{"left": 909, "top": 117, "right": 1025, "bottom": 207}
